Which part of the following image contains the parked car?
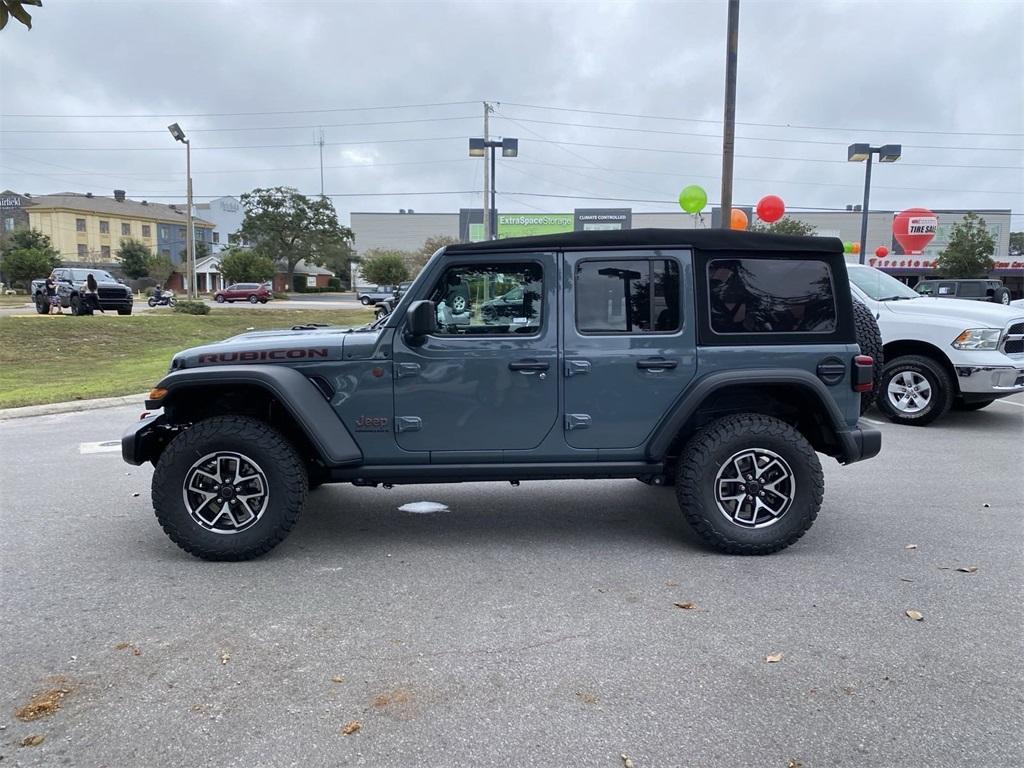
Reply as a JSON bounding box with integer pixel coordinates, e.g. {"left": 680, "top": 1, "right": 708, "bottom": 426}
{"left": 125, "top": 229, "right": 881, "bottom": 561}
{"left": 31, "top": 268, "right": 133, "bottom": 315}
{"left": 914, "top": 278, "right": 1011, "bottom": 305}
{"left": 214, "top": 283, "right": 272, "bottom": 304}
{"left": 848, "top": 264, "right": 1024, "bottom": 425}
{"left": 357, "top": 285, "right": 396, "bottom": 305}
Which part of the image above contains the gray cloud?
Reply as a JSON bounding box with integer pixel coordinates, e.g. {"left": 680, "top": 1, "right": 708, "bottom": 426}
{"left": 1, "top": 0, "right": 1020, "bottom": 224}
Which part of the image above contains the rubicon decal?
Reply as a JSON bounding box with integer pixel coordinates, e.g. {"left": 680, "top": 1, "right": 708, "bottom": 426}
{"left": 197, "top": 348, "right": 330, "bottom": 364}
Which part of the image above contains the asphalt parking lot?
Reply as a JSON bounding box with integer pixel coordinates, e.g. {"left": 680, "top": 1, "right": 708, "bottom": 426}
{"left": 1, "top": 398, "right": 1022, "bottom": 767}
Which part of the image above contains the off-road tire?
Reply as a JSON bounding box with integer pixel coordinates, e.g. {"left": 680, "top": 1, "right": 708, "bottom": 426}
{"left": 152, "top": 416, "right": 308, "bottom": 561}
{"left": 852, "top": 299, "right": 884, "bottom": 413}
{"left": 992, "top": 287, "right": 1011, "bottom": 305}
{"left": 675, "top": 413, "right": 823, "bottom": 555}
{"left": 953, "top": 397, "right": 996, "bottom": 412}
{"left": 35, "top": 296, "right": 49, "bottom": 314}
{"left": 117, "top": 307, "right": 132, "bottom": 315}
{"left": 877, "top": 354, "right": 953, "bottom": 426}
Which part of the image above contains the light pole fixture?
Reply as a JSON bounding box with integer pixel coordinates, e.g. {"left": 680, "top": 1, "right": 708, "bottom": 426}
{"left": 468, "top": 136, "right": 519, "bottom": 239}
{"left": 847, "top": 143, "right": 901, "bottom": 264}
{"left": 168, "top": 122, "right": 196, "bottom": 298}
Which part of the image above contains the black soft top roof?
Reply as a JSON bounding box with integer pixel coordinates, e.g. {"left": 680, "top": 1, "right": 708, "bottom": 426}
{"left": 444, "top": 228, "right": 843, "bottom": 255}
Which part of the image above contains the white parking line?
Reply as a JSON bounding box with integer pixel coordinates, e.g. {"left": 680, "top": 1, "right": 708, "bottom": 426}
{"left": 79, "top": 440, "right": 121, "bottom": 454}
{"left": 992, "top": 399, "right": 1024, "bottom": 409}
{"left": 861, "top": 417, "right": 886, "bottom": 425}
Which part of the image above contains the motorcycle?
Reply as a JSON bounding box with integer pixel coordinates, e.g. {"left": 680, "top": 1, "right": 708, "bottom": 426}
{"left": 147, "top": 288, "right": 177, "bottom": 307}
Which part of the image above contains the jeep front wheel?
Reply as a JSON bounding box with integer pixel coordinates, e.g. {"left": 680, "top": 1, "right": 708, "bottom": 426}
{"left": 877, "top": 355, "right": 953, "bottom": 426}
{"left": 675, "top": 414, "right": 823, "bottom": 555}
{"left": 151, "top": 416, "right": 308, "bottom": 561}
{"left": 35, "top": 296, "right": 49, "bottom": 314}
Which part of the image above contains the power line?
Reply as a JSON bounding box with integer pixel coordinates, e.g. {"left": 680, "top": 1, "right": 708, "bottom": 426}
{"left": 0, "top": 100, "right": 479, "bottom": 119}
{"left": 1, "top": 136, "right": 467, "bottom": 152}
{"left": 0, "top": 115, "right": 479, "bottom": 135}
{"left": 500, "top": 101, "right": 1024, "bottom": 138}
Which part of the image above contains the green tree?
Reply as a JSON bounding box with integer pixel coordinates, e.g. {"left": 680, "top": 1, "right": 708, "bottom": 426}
{"left": 359, "top": 249, "right": 410, "bottom": 286}
{"left": 318, "top": 238, "right": 357, "bottom": 288}
{"left": 178, "top": 240, "right": 210, "bottom": 263}
{"left": 410, "top": 235, "right": 459, "bottom": 273}
{"left": 0, "top": 1, "right": 42, "bottom": 31}
{"left": 236, "top": 187, "right": 354, "bottom": 291}
{"left": 0, "top": 228, "right": 61, "bottom": 288}
{"left": 936, "top": 212, "right": 996, "bottom": 277}
{"left": 749, "top": 217, "right": 817, "bottom": 236}
{"left": 1009, "top": 231, "right": 1023, "bottom": 258}
{"left": 116, "top": 238, "right": 152, "bottom": 280}
{"left": 218, "top": 247, "right": 276, "bottom": 285}
{"left": 145, "top": 254, "right": 176, "bottom": 288}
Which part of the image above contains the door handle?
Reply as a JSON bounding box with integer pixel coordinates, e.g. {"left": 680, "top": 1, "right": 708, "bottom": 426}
{"left": 636, "top": 358, "right": 678, "bottom": 371}
{"left": 509, "top": 360, "right": 550, "bottom": 373}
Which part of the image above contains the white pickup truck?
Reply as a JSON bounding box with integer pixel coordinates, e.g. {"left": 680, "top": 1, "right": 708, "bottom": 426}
{"left": 848, "top": 264, "right": 1024, "bottom": 425}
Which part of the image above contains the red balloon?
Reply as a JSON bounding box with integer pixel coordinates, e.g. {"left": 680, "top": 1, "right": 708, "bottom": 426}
{"left": 755, "top": 195, "right": 785, "bottom": 224}
{"left": 892, "top": 208, "right": 938, "bottom": 254}
{"left": 875, "top": 245, "right": 889, "bottom": 258}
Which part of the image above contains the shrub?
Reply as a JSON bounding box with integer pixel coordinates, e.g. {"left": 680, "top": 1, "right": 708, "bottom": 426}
{"left": 173, "top": 300, "right": 210, "bottom": 315}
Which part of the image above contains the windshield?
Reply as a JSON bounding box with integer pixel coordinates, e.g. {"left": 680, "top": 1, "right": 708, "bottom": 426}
{"left": 67, "top": 269, "right": 116, "bottom": 282}
{"left": 847, "top": 266, "right": 920, "bottom": 301}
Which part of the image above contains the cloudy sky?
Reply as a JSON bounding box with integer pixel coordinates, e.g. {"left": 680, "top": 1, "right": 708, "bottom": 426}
{"left": 1, "top": 0, "right": 1021, "bottom": 227}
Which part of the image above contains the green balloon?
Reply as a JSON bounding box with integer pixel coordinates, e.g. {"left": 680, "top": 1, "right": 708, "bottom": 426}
{"left": 843, "top": 242, "right": 853, "bottom": 253}
{"left": 678, "top": 185, "right": 708, "bottom": 214}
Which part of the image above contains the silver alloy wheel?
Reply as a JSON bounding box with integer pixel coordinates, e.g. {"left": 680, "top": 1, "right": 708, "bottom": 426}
{"left": 713, "top": 448, "right": 795, "bottom": 528}
{"left": 450, "top": 294, "right": 467, "bottom": 313}
{"left": 887, "top": 370, "right": 932, "bottom": 413}
{"left": 182, "top": 451, "right": 269, "bottom": 534}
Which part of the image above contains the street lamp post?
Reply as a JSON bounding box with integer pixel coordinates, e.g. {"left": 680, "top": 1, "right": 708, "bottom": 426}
{"left": 168, "top": 122, "right": 195, "bottom": 298}
{"left": 469, "top": 136, "right": 518, "bottom": 239}
{"left": 847, "top": 143, "right": 901, "bottom": 264}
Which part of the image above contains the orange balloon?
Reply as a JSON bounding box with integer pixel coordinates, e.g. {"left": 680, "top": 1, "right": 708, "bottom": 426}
{"left": 730, "top": 208, "right": 748, "bottom": 230}
{"left": 851, "top": 242, "right": 861, "bottom": 254}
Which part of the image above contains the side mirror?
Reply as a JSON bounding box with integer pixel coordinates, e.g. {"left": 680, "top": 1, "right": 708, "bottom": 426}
{"left": 405, "top": 300, "right": 437, "bottom": 340}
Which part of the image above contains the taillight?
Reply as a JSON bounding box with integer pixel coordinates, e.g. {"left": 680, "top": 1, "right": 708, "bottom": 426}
{"left": 853, "top": 355, "right": 874, "bottom": 392}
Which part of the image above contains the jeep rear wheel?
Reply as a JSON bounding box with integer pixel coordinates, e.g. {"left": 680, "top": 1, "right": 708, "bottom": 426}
{"left": 877, "top": 355, "right": 953, "bottom": 426}
{"left": 151, "top": 416, "right": 308, "bottom": 561}
{"left": 852, "top": 300, "right": 883, "bottom": 413}
{"left": 675, "top": 413, "right": 823, "bottom": 555}
{"left": 35, "top": 296, "right": 49, "bottom": 314}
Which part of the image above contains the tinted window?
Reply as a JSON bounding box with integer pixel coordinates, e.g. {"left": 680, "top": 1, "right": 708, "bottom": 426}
{"left": 576, "top": 259, "right": 680, "bottom": 333}
{"left": 937, "top": 282, "right": 955, "bottom": 296}
{"left": 708, "top": 258, "right": 836, "bottom": 334}
{"left": 428, "top": 262, "right": 542, "bottom": 335}
{"left": 957, "top": 282, "right": 983, "bottom": 298}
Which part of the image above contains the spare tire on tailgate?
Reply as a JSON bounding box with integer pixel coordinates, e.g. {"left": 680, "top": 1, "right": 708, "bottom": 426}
{"left": 852, "top": 299, "right": 883, "bottom": 414}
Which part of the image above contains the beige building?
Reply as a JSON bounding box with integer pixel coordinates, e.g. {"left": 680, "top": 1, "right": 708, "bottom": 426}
{"left": 25, "top": 190, "right": 214, "bottom": 266}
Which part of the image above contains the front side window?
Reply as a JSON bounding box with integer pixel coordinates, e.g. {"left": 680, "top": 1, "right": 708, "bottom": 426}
{"left": 937, "top": 282, "right": 955, "bottom": 296}
{"left": 575, "top": 259, "right": 680, "bottom": 333}
{"left": 427, "top": 262, "right": 543, "bottom": 335}
{"left": 708, "top": 258, "right": 836, "bottom": 334}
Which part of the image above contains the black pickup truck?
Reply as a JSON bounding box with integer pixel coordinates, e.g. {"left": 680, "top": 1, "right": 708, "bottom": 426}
{"left": 32, "top": 267, "right": 134, "bottom": 315}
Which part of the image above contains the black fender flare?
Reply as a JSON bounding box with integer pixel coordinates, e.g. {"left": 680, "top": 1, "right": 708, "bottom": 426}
{"left": 646, "top": 368, "right": 859, "bottom": 463}
{"left": 152, "top": 365, "right": 363, "bottom": 466}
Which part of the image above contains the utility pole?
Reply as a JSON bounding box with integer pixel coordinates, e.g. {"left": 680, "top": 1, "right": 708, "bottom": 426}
{"left": 318, "top": 128, "right": 325, "bottom": 197}
{"left": 185, "top": 140, "right": 195, "bottom": 298}
{"left": 482, "top": 101, "right": 491, "bottom": 240}
{"left": 719, "top": 0, "right": 740, "bottom": 228}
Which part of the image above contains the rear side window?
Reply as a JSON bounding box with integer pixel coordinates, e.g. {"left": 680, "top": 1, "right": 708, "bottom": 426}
{"left": 708, "top": 258, "right": 836, "bottom": 334}
{"left": 957, "top": 282, "right": 983, "bottom": 298}
{"left": 575, "top": 259, "right": 680, "bottom": 333}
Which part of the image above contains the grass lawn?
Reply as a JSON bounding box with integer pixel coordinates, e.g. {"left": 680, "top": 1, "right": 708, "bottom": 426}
{"left": 0, "top": 307, "right": 373, "bottom": 408}
{"left": 0, "top": 295, "right": 32, "bottom": 307}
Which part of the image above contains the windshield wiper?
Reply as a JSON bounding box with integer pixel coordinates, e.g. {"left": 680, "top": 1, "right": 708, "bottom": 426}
{"left": 877, "top": 295, "right": 917, "bottom": 301}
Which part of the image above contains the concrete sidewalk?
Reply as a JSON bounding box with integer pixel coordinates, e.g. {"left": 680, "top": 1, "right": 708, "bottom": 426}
{"left": 0, "top": 392, "right": 148, "bottom": 421}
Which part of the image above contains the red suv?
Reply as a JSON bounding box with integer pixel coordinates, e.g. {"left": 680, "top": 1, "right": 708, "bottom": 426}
{"left": 214, "top": 283, "right": 272, "bottom": 304}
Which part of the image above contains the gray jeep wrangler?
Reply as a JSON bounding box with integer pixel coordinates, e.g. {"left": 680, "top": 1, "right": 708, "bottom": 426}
{"left": 123, "top": 229, "right": 881, "bottom": 560}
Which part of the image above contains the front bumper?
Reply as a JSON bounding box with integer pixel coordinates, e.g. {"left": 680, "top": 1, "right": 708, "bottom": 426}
{"left": 836, "top": 420, "right": 882, "bottom": 465}
{"left": 122, "top": 411, "right": 172, "bottom": 465}
{"left": 955, "top": 363, "right": 1024, "bottom": 394}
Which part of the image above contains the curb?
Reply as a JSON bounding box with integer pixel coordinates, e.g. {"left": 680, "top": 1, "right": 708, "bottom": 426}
{"left": 0, "top": 393, "right": 148, "bottom": 422}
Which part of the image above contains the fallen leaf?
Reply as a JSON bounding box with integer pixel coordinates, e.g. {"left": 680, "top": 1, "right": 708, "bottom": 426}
{"left": 341, "top": 720, "right": 361, "bottom": 736}
{"left": 16, "top": 684, "right": 70, "bottom": 721}
{"left": 904, "top": 544, "right": 918, "bottom": 550}
{"left": 788, "top": 760, "right": 804, "bottom": 768}
{"left": 576, "top": 690, "right": 598, "bottom": 705}
{"left": 114, "top": 642, "right": 131, "bottom": 650}
{"left": 765, "top": 653, "right": 783, "bottom": 663}
{"left": 674, "top": 602, "right": 697, "bottom": 610}
{"left": 132, "top": 647, "right": 142, "bottom": 656}
{"left": 330, "top": 675, "right": 345, "bottom": 684}
{"left": 905, "top": 610, "right": 924, "bottom": 621}
{"left": 21, "top": 734, "right": 45, "bottom": 747}
{"left": 620, "top": 755, "right": 635, "bottom": 768}
{"left": 899, "top": 578, "right": 915, "bottom": 582}
{"left": 220, "top": 653, "right": 231, "bottom": 665}
{"left": 664, "top": 580, "right": 679, "bottom": 587}
{"left": 957, "top": 566, "right": 978, "bottom": 573}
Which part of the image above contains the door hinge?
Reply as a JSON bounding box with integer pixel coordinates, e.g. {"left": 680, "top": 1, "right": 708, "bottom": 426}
{"left": 565, "top": 360, "right": 591, "bottom": 377}
{"left": 395, "top": 416, "right": 422, "bottom": 433}
{"left": 565, "top": 413, "right": 591, "bottom": 431}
